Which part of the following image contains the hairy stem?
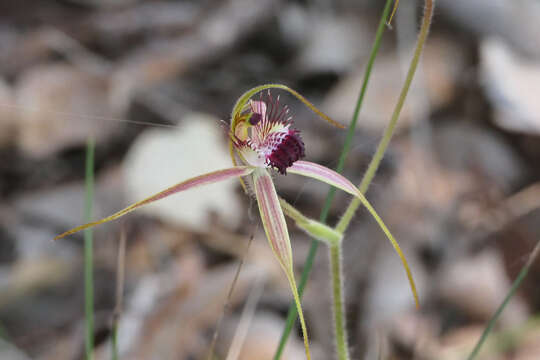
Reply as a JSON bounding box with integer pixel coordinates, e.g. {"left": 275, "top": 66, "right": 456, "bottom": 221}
{"left": 273, "top": 1, "right": 395, "bottom": 357}
{"left": 330, "top": 242, "right": 349, "bottom": 359}
{"left": 336, "top": 0, "right": 435, "bottom": 234}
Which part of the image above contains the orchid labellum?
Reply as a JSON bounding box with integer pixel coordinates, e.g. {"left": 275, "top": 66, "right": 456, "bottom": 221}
{"left": 55, "top": 84, "right": 418, "bottom": 360}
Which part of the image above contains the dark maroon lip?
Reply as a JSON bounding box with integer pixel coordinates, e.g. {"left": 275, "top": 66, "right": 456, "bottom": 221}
{"left": 266, "top": 129, "right": 305, "bottom": 174}
{"left": 232, "top": 91, "right": 306, "bottom": 173}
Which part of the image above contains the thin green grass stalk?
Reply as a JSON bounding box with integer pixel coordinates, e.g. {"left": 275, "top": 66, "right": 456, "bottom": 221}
{"left": 273, "top": 1, "right": 395, "bottom": 357}
{"left": 336, "top": 0, "right": 434, "bottom": 234}
{"left": 466, "top": 241, "right": 540, "bottom": 360}
{"left": 111, "top": 323, "right": 118, "bottom": 360}
{"left": 329, "top": 242, "right": 348, "bottom": 359}
{"left": 84, "top": 137, "right": 95, "bottom": 360}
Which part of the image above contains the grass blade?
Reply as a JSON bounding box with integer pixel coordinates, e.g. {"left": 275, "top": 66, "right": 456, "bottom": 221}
{"left": 466, "top": 241, "right": 540, "bottom": 360}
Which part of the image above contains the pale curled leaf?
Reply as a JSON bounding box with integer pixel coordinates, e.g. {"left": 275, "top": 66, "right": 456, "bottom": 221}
{"left": 288, "top": 160, "right": 420, "bottom": 308}
{"left": 55, "top": 166, "right": 254, "bottom": 240}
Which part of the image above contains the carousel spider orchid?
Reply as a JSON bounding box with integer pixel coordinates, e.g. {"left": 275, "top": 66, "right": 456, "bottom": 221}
{"left": 54, "top": 84, "right": 418, "bottom": 360}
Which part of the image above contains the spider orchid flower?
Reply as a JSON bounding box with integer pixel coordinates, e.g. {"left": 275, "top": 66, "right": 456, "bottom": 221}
{"left": 54, "top": 84, "right": 418, "bottom": 360}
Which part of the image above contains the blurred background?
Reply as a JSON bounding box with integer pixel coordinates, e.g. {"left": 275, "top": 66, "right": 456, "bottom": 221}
{"left": 1, "top": 0, "right": 540, "bottom": 359}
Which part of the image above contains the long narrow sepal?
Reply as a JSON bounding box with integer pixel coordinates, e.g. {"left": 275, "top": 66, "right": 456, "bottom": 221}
{"left": 252, "top": 168, "right": 293, "bottom": 270}
{"left": 252, "top": 168, "right": 311, "bottom": 359}
{"left": 287, "top": 161, "right": 420, "bottom": 308}
{"left": 54, "top": 167, "right": 254, "bottom": 241}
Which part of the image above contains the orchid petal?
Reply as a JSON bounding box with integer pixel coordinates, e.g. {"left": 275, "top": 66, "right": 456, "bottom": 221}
{"left": 288, "top": 160, "right": 420, "bottom": 308}
{"left": 228, "top": 84, "right": 346, "bottom": 183}
{"left": 252, "top": 168, "right": 311, "bottom": 359}
{"left": 252, "top": 168, "right": 293, "bottom": 271}
{"left": 54, "top": 166, "right": 254, "bottom": 241}
{"left": 288, "top": 161, "right": 359, "bottom": 197}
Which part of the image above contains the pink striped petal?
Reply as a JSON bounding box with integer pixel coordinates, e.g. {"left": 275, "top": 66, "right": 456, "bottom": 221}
{"left": 55, "top": 166, "right": 254, "bottom": 240}
{"left": 288, "top": 161, "right": 358, "bottom": 197}
{"left": 252, "top": 168, "right": 293, "bottom": 272}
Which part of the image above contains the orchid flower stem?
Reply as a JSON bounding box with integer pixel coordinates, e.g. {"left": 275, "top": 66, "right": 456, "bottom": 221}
{"left": 84, "top": 137, "right": 95, "bottom": 360}
{"left": 336, "top": 0, "right": 434, "bottom": 234}
{"left": 330, "top": 242, "right": 349, "bottom": 360}
{"left": 274, "top": 0, "right": 395, "bottom": 358}
{"left": 467, "top": 240, "right": 540, "bottom": 360}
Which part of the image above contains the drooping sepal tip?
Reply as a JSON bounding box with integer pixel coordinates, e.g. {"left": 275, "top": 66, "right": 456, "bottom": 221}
{"left": 287, "top": 160, "right": 420, "bottom": 309}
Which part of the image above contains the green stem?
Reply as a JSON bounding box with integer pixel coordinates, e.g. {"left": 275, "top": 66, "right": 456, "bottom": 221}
{"left": 466, "top": 240, "right": 540, "bottom": 360}
{"left": 273, "top": 1, "right": 395, "bottom": 358}
{"left": 84, "top": 137, "right": 95, "bottom": 360}
{"left": 336, "top": 0, "right": 434, "bottom": 234}
{"left": 330, "top": 242, "right": 349, "bottom": 360}
{"left": 111, "top": 323, "right": 118, "bottom": 360}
